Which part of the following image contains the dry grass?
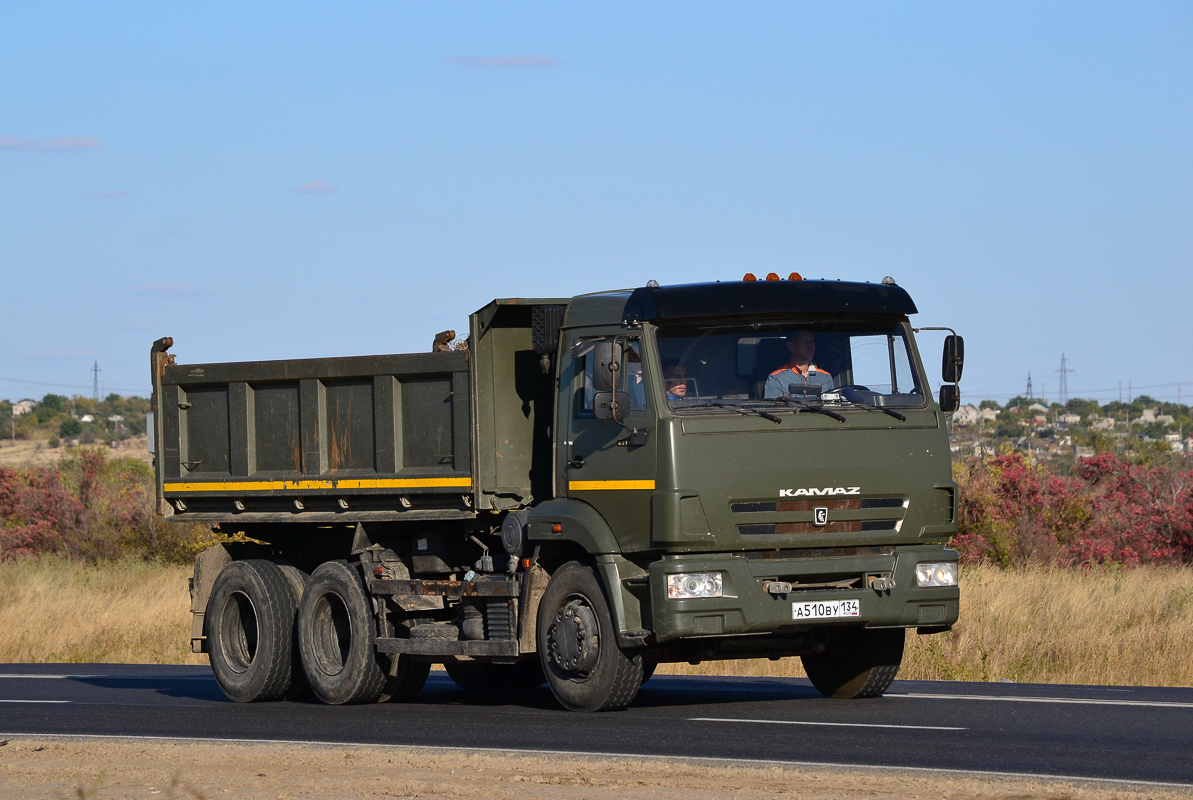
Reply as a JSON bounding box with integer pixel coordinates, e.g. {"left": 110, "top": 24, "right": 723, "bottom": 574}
{"left": 1, "top": 559, "right": 1190, "bottom": 686}
{"left": 0, "top": 435, "right": 152, "bottom": 469}
{"left": 0, "top": 557, "right": 205, "bottom": 665}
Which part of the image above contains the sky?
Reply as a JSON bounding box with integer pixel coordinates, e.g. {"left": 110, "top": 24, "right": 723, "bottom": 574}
{"left": 2, "top": 2, "right": 1191, "bottom": 406}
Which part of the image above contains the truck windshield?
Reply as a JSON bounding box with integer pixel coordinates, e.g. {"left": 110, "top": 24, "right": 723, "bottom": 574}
{"left": 654, "top": 320, "right": 925, "bottom": 411}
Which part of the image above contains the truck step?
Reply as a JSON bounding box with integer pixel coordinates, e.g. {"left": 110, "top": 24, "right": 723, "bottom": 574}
{"left": 376, "top": 637, "right": 520, "bottom": 657}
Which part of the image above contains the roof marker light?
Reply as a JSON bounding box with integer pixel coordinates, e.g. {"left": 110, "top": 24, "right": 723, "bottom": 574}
{"left": 789, "top": 272, "right": 803, "bottom": 281}
{"left": 765, "top": 272, "right": 780, "bottom": 281}
{"left": 743, "top": 273, "right": 757, "bottom": 281}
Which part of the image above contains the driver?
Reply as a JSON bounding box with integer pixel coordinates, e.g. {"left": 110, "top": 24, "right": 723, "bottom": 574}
{"left": 764, "top": 331, "right": 834, "bottom": 398}
{"left": 663, "top": 360, "right": 690, "bottom": 401}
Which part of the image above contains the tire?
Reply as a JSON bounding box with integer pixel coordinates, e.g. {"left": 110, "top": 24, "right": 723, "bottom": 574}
{"left": 297, "top": 560, "right": 389, "bottom": 705}
{"left": 445, "top": 661, "right": 507, "bottom": 692}
{"left": 641, "top": 660, "right": 657, "bottom": 686}
{"left": 536, "top": 562, "right": 644, "bottom": 712}
{"left": 505, "top": 657, "right": 547, "bottom": 690}
{"left": 275, "top": 563, "right": 311, "bottom": 700}
{"left": 443, "top": 659, "right": 546, "bottom": 692}
{"left": 801, "top": 626, "right": 905, "bottom": 699}
{"left": 206, "top": 560, "right": 298, "bottom": 703}
{"left": 379, "top": 654, "right": 430, "bottom": 703}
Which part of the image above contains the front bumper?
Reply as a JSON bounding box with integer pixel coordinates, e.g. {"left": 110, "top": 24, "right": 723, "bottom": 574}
{"left": 646, "top": 546, "right": 959, "bottom": 643}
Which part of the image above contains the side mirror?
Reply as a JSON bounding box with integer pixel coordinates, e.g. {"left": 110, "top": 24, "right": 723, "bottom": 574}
{"left": 593, "top": 391, "right": 632, "bottom": 421}
{"left": 942, "top": 335, "right": 964, "bottom": 383}
{"left": 939, "top": 384, "right": 960, "bottom": 413}
{"left": 591, "top": 341, "right": 623, "bottom": 393}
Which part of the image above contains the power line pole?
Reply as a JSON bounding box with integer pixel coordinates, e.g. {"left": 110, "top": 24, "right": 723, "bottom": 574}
{"left": 1056, "top": 353, "right": 1075, "bottom": 406}
{"left": 92, "top": 362, "right": 101, "bottom": 401}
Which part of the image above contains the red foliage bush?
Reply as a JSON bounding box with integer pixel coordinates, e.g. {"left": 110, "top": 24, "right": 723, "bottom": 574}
{"left": 953, "top": 450, "right": 1193, "bottom": 567}
{"left": 0, "top": 449, "right": 217, "bottom": 562}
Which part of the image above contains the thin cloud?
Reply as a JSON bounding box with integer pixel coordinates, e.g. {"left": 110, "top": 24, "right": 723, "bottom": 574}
{"left": 124, "top": 282, "right": 201, "bottom": 297}
{"left": 445, "top": 54, "right": 565, "bottom": 68}
{"left": 0, "top": 135, "right": 102, "bottom": 152}
{"left": 83, "top": 190, "right": 130, "bottom": 199}
{"left": 293, "top": 181, "right": 338, "bottom": 194}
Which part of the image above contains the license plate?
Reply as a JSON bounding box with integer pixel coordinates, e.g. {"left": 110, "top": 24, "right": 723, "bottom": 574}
{"left": 792, "top": 599, "right": 860, "bottom": 620}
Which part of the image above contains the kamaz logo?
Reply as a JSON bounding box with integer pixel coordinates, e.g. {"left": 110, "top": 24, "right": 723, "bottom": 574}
{"left": 779, "top": 487, "right": 861, "bottom": 497}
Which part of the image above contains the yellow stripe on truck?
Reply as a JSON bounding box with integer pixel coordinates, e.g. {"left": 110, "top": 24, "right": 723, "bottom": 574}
{"left": 569, "top": 480, "right": 656, "bottom": 491}
{"left": 163, "top": 477, "right": 472, "bottom": 493}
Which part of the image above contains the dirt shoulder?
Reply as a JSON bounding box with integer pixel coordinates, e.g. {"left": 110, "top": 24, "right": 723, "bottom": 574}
{"left": 0, "top": 737, "right": 1184, "bottom": 800}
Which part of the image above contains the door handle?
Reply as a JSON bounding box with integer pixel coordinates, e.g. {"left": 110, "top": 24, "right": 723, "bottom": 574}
{"left": 568, "top": 456, "right": 586, "bottom": 469}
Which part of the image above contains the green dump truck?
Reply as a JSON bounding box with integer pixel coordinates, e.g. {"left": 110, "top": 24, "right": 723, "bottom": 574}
{"left": 152, "top": 276, "right": 963, "bottom": 711}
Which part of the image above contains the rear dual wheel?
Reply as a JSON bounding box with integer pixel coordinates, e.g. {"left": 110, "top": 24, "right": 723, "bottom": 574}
{"left": 207, "top": 560, "right": 304, "bottom": 703}
{"left": 297, "top": 560, "right": 428, "bottom": 705}
{"left": 445, "top": 659, "right": 546, "bottom": 692}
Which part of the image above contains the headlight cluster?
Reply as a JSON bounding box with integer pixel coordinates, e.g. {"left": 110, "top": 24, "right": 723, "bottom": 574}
{"left": 915, "top": 562, "right": 958, "bottom": 587}
{"left": 667, "top": 572, "right": 723, "bottom": 599}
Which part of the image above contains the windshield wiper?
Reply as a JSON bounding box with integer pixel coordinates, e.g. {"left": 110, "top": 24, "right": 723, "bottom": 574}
{"left": 836, "top": 398, "right": 906, "bottom": 423}
{"left": 681, "top": 402, "right": 783, "bottom": 425}
{"left": 770, "top": 397, "right": 847, "bottom": 423}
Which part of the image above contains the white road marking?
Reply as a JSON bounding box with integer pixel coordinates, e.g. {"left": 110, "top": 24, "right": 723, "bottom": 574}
{"left": 0, "top": 674, "right": 213, "bottom": 681}
{"left": 690, "top": 716, "right": 963, "bottom": 731}
{"left": 889, "top": 692, "right": 1193, "bottom": 709}
{"left": 0, "top": 700, "right": 70, "bottom": 704}
{"left": 0, "top": 733, "right": 1188, "bottom": 791}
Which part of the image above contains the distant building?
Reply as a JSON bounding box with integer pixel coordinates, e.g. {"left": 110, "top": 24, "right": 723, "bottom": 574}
{"left": 80, "top": 414, "right": 94, "bottom": 423}
{"left": 1028, "top": 403, "right": 1048, "bottom": 414}
{"left": 12, "top": 400, "right": 35, "bottom": 417}
{"left": 954, "top": 405, "right": 980, "bottom": 425}
{"left": 1156, "top": 414, "right": 1174, "bottom": 426}
{"left": 1090, "top": 417, "right": 1115, "bottom": 431}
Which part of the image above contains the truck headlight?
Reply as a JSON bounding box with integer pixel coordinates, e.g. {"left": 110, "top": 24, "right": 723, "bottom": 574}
{"left": 915, "top": 562, "right": 958, "bottom": 587}
{"left": 667, "top": 573, "right": 723, "bottom": 599}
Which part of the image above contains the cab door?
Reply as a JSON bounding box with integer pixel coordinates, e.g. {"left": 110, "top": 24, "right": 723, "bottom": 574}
{"left": 558, "top": 332, "right": 657, "bottom": 553}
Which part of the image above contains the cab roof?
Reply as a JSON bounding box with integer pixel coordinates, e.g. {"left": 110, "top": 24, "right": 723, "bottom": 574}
{"left": 622, "top": 279, "right": 917, "bottom": 323}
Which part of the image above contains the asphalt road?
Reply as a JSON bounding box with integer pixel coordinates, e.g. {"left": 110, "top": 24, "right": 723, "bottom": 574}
{"left": 1, "top": 664, "right": 1191, "bottom": 789}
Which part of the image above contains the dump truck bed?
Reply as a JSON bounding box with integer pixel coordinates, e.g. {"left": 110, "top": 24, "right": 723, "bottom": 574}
{"left": 154, "top": 349, "right": 476, "bottom": 523}
{"left": 152, "top": 298, "right": 567, "bottom": 525}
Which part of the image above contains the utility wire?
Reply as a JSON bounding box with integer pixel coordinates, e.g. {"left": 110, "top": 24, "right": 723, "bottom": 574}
{"left": 0, "top": 376, "right": 146, "bottom": 393}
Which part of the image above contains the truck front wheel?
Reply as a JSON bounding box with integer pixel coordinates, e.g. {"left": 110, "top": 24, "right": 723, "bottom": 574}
{"left": 206, "top": 560, "right": 299, "bottom": 702}
{"left": 297, "top": 560, "right": 389, "bottom": 705}
{"left": 801, "top": 626, "right": 904, "bottom": 699}
{"left": 537, "top": 562, "right": 643, "bottom": 712}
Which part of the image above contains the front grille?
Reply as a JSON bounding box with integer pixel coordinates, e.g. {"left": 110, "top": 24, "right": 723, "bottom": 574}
{"left": 744, "top": 545, "right": 894, "bottom": 560}
{"left": 738, "top": 520, "right": 899, "bottom": 536}
{"left": 731, "top": 497, "right": 904, "bottom": 513}
{"left": 731, "top": 495, "right": 904, "bottom": 537}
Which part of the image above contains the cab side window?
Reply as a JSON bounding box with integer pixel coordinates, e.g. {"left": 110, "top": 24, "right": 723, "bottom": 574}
{"left": 576, "top": 338, "right": 646, "bottom": 416}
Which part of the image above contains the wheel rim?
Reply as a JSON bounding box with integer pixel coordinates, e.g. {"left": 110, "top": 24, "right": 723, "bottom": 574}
{"left": 217, "top": 591, "right": 258, "bottom": 674}
{"left": 310, "top": 591, "right": 353, "bottom": 677}
{"left": 547, "top": 595, "right": 600, "bottom": 680}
